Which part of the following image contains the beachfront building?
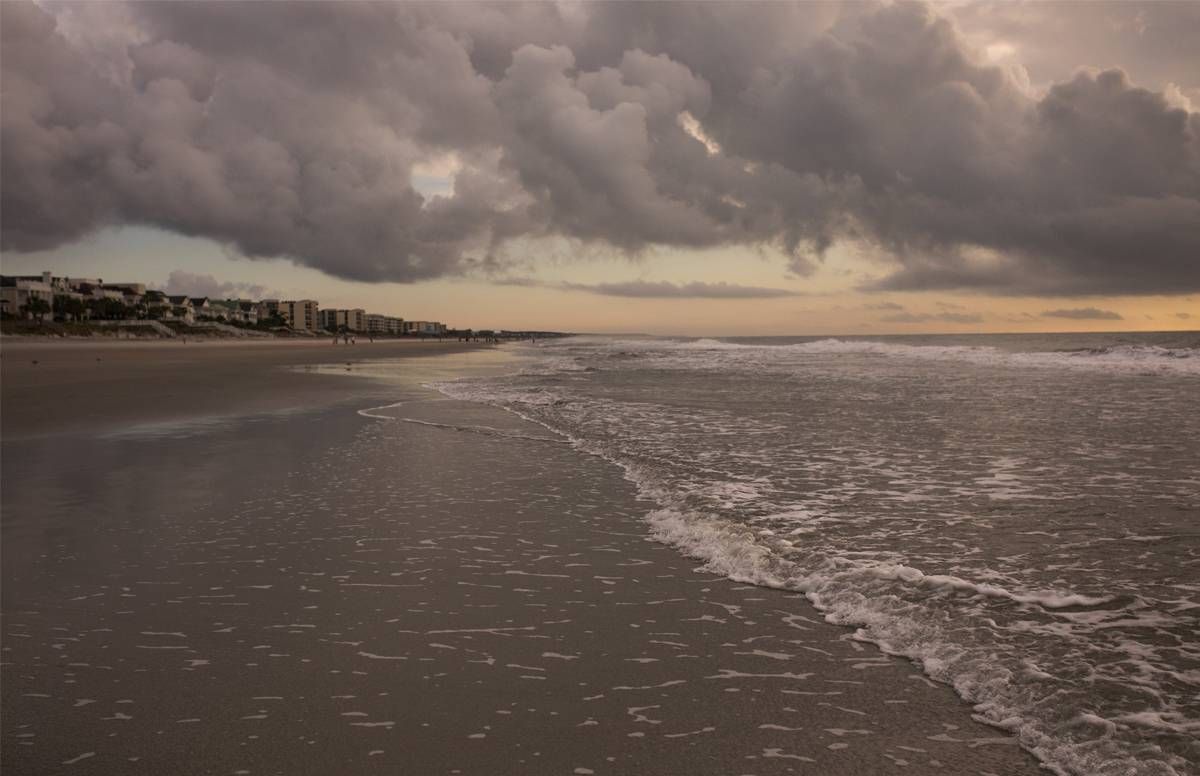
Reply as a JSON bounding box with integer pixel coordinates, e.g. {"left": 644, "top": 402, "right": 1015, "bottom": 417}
{"left": 53, "top": 288, "right": 90, "bottom": 320}
{"left": 257, "top": 299, "right": 281, "bottom": 320}
{"left": 0, "top": 276, "right": 55, "bottom": 318}
{"left": 64, "top": 277, "right": 105, "bottom": 292}
{"left": 319, "top": 308, "right": 367, "bottom": 333}
{"left": 4, "top": 272, "right": 102, "bottom": 295}
{"left": 205, "top": 299, "right": 234, "bottom": 321}
{"left": 190, "top": 297, "right": 214, "bottom": 319}
{"left": 235, "top": 300, "right": 259, "bottom": 324}
{"left": 0, "top": 273, "right": 150, "bottom": 317}
{"left": 166, "top": 296, "right": 196, "bottom": 323}
{"left": 281, "top": 299, "right": 320, "bottom": 332}
{"left": 3, "top": 270, "right": 467, "bottom": 336}
{"left": 365, "top": 314, "right": 404, "bottom": 335}
{"left": 102, "top": 282, "right": 146, "bottom": 295}
{"left": 143, "top": 290, "right": 171, "bottom": 319}
{"left": 76, "top": 283, "right": 125, "bottom": 304}
{"left": 102, "top": 283, "right": 146, "bottom": 305}
{"left": 403, "top": 320, "right": 447, "bottom": 336}
{"left": 202, "top": 299, "right": 257, "bottom": 324}
{"left": 345, "top": 309, "right": 366, "bottom": 332}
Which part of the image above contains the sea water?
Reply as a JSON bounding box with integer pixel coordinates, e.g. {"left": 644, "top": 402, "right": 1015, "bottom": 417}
{"left": 435, "top": 331, "right": 1200, "bottom": 776}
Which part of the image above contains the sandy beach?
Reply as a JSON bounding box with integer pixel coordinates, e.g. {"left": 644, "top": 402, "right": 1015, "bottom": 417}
{"left": 1, "top": 340, "right": 1043, "bottom": 774}
{"left": 0, "top": 338, "right": 487, "bottom": 439}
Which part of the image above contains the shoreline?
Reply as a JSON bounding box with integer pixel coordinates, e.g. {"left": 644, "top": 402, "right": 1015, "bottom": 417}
{"left": 1, "top": 348, "right": 1044, "bottom": 774}
{"left": 0, "top": 337, "right": 495, "bottom": 439}
{"left": 0, "top": 334, "right": 481, "bottom": 349}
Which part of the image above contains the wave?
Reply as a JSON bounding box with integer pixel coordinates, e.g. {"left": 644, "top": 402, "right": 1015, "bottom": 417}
{"left": 426, "top": 376, "right": 1194, "bottom": 776}
{"left": 645, "top": 507, "right": 1185, "bottom": 776}
{"left": 428, "top": 343, "right": 1198, "bottom": 776}
{"left": 623, "top": 337, "right": 1200, "bottom": 376}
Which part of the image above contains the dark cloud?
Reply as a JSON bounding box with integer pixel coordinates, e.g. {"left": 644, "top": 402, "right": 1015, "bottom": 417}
{"left": 880, "top": 312, "right": 931, "bottom": 324}
{"left": 865, "top": 301, "right": 905, "bottom": 311}
{"left": 949, "top": 2, "right": 1200, "bottom": 106}
{"left": 495, "top": 276, "right": 799, "bottom": 298}
{"left": 2, "top": 1, "right": 1197, "bottom": 293}
{"left": 1041, "top": 307, "right": 1124, "bottom": 320}
{"left": 938, "top": 312, "right": 985, "bottom": 324}
{"left": 879, "top": 311, "right": 984, "bottom": 324}
{"left": 560, "top": 280, "right": 800, "bottom": 299}
{"left": 160, "top": 270, "right": 271, "bottom": 300}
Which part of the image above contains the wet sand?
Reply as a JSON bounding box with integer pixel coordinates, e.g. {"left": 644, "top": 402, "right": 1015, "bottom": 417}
{"left": 0, "top": 338, "right": 484, "bottom": 439}
{"left": 1, "top": 347, "right": 1042, "bottom": 774}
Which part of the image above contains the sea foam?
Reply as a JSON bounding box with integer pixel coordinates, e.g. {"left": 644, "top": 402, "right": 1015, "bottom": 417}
{"left": 428, "top": 335, "right": 1200, "bottom": 776}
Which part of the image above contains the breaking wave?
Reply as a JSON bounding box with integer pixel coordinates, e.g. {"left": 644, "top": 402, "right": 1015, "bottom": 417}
{"left": 651, "top": 337, "right": 1200, "bottom": 376}
{"left": 430, "top": 333, "right": 1200, "bottom": 775}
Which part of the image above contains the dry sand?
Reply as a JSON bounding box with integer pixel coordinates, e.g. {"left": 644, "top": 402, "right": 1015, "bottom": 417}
{"left": 1, "top": 342, "right": 1043, "bottom": 774}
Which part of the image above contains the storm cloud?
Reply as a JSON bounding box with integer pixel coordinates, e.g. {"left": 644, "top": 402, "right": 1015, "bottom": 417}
{"left": 880, "top": 311, "right": 985, "bottom": 324}
{"left": 2, "top": 1, "right": 1198, "bottom": 293}
{"left": 1042, "top": 307, "right": 1124, "bottom": 320}
{"left": 497, "top": 276, "right": 799, "bottom": 298}
{"left": 561, "top": 280, "right": 800, "bottom": 299}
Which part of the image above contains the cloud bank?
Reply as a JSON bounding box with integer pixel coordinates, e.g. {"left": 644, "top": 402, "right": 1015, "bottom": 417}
{"left": 879, "top": 311, "right": 984, "bottom": 324}
{"left": 1041, "top": 307, "right": 1124, "bottom": 320}
{"left": 561, "top": 280, "right": 800, "bottom": 299}
{"left": 2, "top": 1, "right": 1198, "bottom": 294}
{"left": 161, "top": 270, "right": 271, "bottom": 300}
{"left": 497, "top": 276, "right": 799, "bottom": 298}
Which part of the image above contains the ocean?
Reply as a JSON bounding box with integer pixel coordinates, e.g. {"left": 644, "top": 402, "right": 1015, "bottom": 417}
{"left": 435, "top": 331, "right": 1200, "bottom": 776}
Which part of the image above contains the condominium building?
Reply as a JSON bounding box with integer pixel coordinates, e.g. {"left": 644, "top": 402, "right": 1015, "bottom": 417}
{"left": 281, "top": 299, "right": 319, "bottom": 332}
{"left": 403, "top": 320, "right": 446, "bottom": 336}
{"left": 344, "top": 308, "right": 366, "bottom": 332}
{"left": 319, "top": 308, "right": 367, "bottom": 332}
{"left": 365, "top": 314, "right": 404, "bottom": 335}
{"left": 258, "top": 299, "right": 281, "bottom": 321}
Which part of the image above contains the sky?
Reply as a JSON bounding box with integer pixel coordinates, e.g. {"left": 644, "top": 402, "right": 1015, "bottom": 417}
{"left": 2, "top": 0, "right": 1198, "bottom": 335}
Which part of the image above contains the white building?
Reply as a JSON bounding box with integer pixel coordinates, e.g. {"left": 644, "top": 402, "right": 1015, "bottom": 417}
{"left": 0, "top": 278, "right": 54, "bottom": 318}
{"left": 319, "top": 308, "right": 367, "bottom": 332}
{"left": 365, "top": 314, "right": 404, "bottom": 335}
{"left": 103, "top": 282, "right": 146, "bottom": 305}
{"left": 281, "top": 299, "right": 320, "bottom": 332}
{"left": 190, "top": 297, "right": 219, "bottom": 319}
{"left": 197, "top": 298, "right": 257, "bottom": 323}
{"left": 166, "top": 296, "right": 196, "bottom": 323}
{"left": 234, "top": 300, "right": 259, "bottom": 324}
{"left": 404, "top": 320, "right": 446, "bottom": 336}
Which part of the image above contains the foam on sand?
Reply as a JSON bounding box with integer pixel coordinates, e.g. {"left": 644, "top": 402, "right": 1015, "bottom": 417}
{"left": 428, "top": 334, "right": 1200, "bottom": 776}
{"left": 642, "top": 505, "right": 1190, "bottom": 776}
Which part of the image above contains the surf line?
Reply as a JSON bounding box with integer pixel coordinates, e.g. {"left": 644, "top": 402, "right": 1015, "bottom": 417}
{"left": 357, "top": 401, "right": 567, "bottom": 444}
